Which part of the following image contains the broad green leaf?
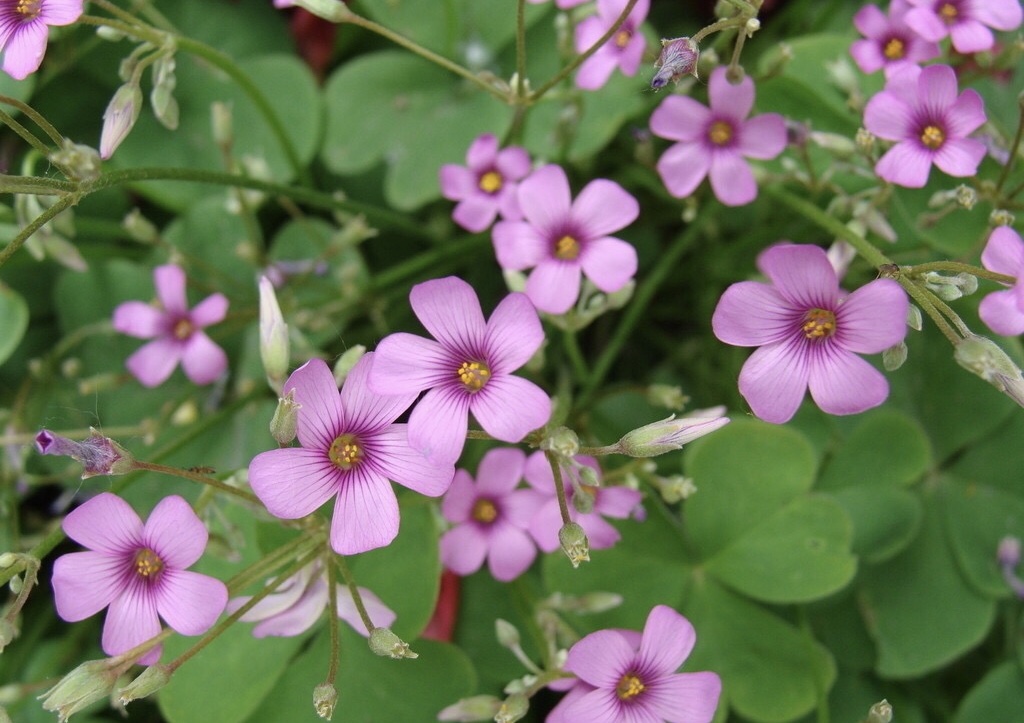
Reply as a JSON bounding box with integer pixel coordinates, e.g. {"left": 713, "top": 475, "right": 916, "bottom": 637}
{"left": 954, "top": 662, "right": 1024, "bottom": 723}
{"left": 950, "top": 411, "right": 1024, "bottom": 495}
{"left": 807, "top": 593, "right": 876, "bottom": 672}
{"left": 0, "top": 283, "right": 29, "bottom": 366}
{"left": 829, "top": 486, "right": 922, "bottom": 563}
{"left": 818, "top": 409, "right": 931, "bottom": 490}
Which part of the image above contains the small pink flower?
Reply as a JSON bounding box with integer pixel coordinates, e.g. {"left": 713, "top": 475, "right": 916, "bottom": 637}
{"left": 439, "top": 134, "right": 531, "bottom": 233}
{"left": 850, "top": 0, "right": 940, "bottom": 75}
{"left": 574, "top": 0, "right": 649, "bottom": 91}
{"left": 492, "top": 165, "right": 639, "bottom": 314}
{"left": 51, "top": 493, "right": 227, "bottom": 665}
{"left": 650, "top": 66, "right": 787, "bottom": 207}
{"left": 0, "top": 0, "right": 83, "bottom": 80}
{"left": 249, "top": 355, "right": 455, "bottom": 555}
{"left": 526, "top": 0, "right": 589, "bottom": 7}
{"left": 979, "top": 226, "right": 1024, "bottom": 336}
{"left": 712, "top": 244, "right": 908, "bottom": 424}
{"left": 439, "top": 447, "right": 543, "bottom": 582}
{"left": 112, "top": 264, "right": 229, "bottom": 387}
{"left": 864, "top": 64, "right": 986, "bottom": 188}
{"left": 367, "top": 276, "right": 552, "bottom": 465}
{"left": 904, "top": 0, "right": 1022, "bottom": 54}
{"left": 560, "top": 605, "right": 721, "bottom": 723}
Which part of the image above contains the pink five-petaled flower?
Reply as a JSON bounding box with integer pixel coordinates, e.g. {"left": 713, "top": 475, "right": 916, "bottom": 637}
{"left": 492, "top": 165, "right": 639, "bottom": 314}
{"left": 112, "top": 264, "right": 229, "bottom": 388}
{"left": 439, "top": 447, "right": 543, "bottom": 582}
{"left": 850, "top": 0, "right": 941, "bottom": 76}
{"left": 51, "top": 493, "right": 228, "bottom": 665}
{"left": 574, "top": 0, "right": 649, "bottom": 91}
{"left": 979, "top": 226, "right": 1024, "bottom": 336}
{"left": 560, "top": 605, "right": 721, "bottom": 723}
{"left": 227, "top": 559, "right": 395, "bottom": 638}
{"left": 367, "top": 276, "right": 552, "bottom": 465}
{"left": 0, "top": 0, "right": 83, "bottom": 80}
{"left": 249, "top": 354, "right": 454, "bottom": 555}
{"left": 650, "top": 66, "right": 787, "bottom": 207}
{"left": 712, "top": 244, "right": 909, "bottom": 425}
{"left": 905, "top": 0, "right": 1023, "bottom": 54}
{"left": 864, "top": 64, "right": 986, "bottom": 188}
{"left": 439, "top": 133, "right": 531, "bottom": 233}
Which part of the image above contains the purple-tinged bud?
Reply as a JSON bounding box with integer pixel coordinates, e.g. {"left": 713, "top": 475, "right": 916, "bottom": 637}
{"left": 651, "top": 37, "right": 699, "bottom": 89}
{"left": 35, "top": 429, "right": 134, "bottom": 479}
{"left": 437, "top": 695, "right": 502, "bottom": 722}
{"left": 100, "top": 83, "right": 142, "bottom": 160}
{"left": 559, "top": 522, "right": 590, "bottom": 568}
{"left": 998, "top": 536, "right": 1021, "bottom": 568}
{"left": 118, "top": 664, "right": 172, "bottom": 705}
{"left": 615, "top": 411, "right": 730, "bottom": 457}
{"left": 312, "top": 682, "right": 338, "bottom": 720}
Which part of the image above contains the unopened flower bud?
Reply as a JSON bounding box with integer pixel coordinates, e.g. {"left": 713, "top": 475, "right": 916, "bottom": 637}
{"left": 368, "top": 627, "right": 418, "bottom": 659}
{"left": 955, "top": 184, "right": 977, "bottom": 209}
{"left": 495, "top": 619, "right": 520, "bottom": 648}
{"left": 808, "top": 131, "right": 856, "bottom": 158}
{"left": 39, "top": 660, "right": 121, "bottom": 722}
{"left": 122, "top": 208, "right": 159, "bottom": 244}
{"left": 100, "top": 83, "right": 142, "bottom": 160}
{"left": 744, "top": 18, "right": 760, "bottom": 36}
{"left": 312, "top": 682, "right": 338, "bottom": 720}
{"left": 882, "top": 342, "right": 908, "bottom": 372}
{"left": 990, "top": 209, "right": 1015, "bottom": 227}
{"left": 96, "top": 26, "right": 125, "bottom": 41}
{"left": 867, "top": 699, "right": 893, "bottom": 723}
{"left": 259, "top": 276, "right": 290, "bottom": 392}
{"left": 559, "top": 522, "right": 590, "bottom": 568}
{"left": 541, "top": 427, "right": 579, "bottom": 458}
{"left": 50, "top": 140, "right": 101, "bottom": 182}
{"left": 998, "top": 536, "right": 1021, "bottom": 568}
{"left": 270, "top": 390, "right": 300, "bottom": 445}
{"left": 651, "top": 37, "right": 699, "bottom": 89}
{"left": 574, "top": 591, "right": 623, "bottom": 614}
{"left": 211, "top": 101, "right": 233, "bottom": 148}
{"left": 577, "top": 465, "right": 599, "bottom": 489}
{"left": 150, "top": 55, "right": 178, "bottom": 130}
{"left": 571, "top": 482, "right": 596, "bottom": 514}
{"left": 118, "top": 664, "right": 172, "bottom": 705}
{"left": 954, "top": 334, "right": 1024, "bottom": 408}
{"left": 646, "top": 384, "right": 687, "bottom": 411}
{"left": 616, "top": 413, "right": 729, "bottom": 457}
{"left": 35, "top": 428, "right": 134, "bottom": 478}
{"left": 0, "top": 619, "right": 17, "bottom": 654}
{"left": 657, "top": 474, "right": 698, "bottom": 503}
{"left": 855, "top": 128, "right": 875, "bottom": 153}
{"left": 332, "top": 345, "right": 366, "bottom": 386}
{"left": 437, "top": 695, "right": 502, "bottom": 722}
{"left": 494, "top": 693, "right": 528, "bottom": 723}
{"left": 907, "top": 304, "right": 923, "bottom": 331}
{"left": 0, "top": 553, "right": 16, "bottom": 568}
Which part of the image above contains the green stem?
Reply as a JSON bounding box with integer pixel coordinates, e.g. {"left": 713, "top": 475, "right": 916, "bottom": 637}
{"left": 130, "top": 460, "right": 260, "bottom": 504}
{"left": 902, "top": 280, "right": 961, "bottom": 345}
{"left": 0, "top": 175, "right": 76, "bottom": 195}
{"left": 515, "top": 0, "right": 528, "bottom": 97}
{"left": 0, "top": 95, "right": 65, "bottom": 146}
{"left": 545, "top": 450, "right": 572, "bottom": 527}
{"left": 324, "top": 551, "right": 341, "bottom": 685}
{"left": 692, "top": 17, "right": 744, "bottom": 45}
{"left": 226, "top": 532, "right": 323, "bottom": 593}
{"left": 334, "top": 555, "right": 376, "bottom": 634}
{"left": 995, "top": 98, "right": 1024, "bottom": 196}
{"left": 0, "top": 193, "right": 76, "bottom": 269}
{"left": 0, "top": 107, "right": 52, "bottom": 158}
{"left": 902, "top": 260, "right": 1015, "bottom": 286}
{"left": 561, "top": 329, "right": 590, "bottom": 385}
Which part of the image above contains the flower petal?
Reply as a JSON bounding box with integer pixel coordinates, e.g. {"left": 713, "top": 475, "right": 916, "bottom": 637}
{"left": 528, "top": 498, "right": 564, "bottom": 552}
{"left": 863, "top": 91, "right": 914, "bottom": 141}
{"left": 975, "top": 0, "right": 1023, "bottom": 30}
{"left": 483, "top": 292, "right": 545, "bottom": 374}
{"left": 52, "top": 551, "right": 126, "bottom": 622}
{"left": 656, "top": 141, "right": 712, "bottom": 199}
{"left": 875, "top": 141, "right": 933, "bottom": 188}
{"left": 566, "top": 629, "right": 637, "bottom": 687}
{"left": 758, "top": 244, "right": 839, "bottom": 309}
{"left": 156, "top": 569, "right": 227, "bottom": 635}
{"left": 712, "top": 281, "right": 796, "bottom": 347}
{"left": 945, "top": 88, "right": 986, "bottom": 137}
{"left": 112, "top": 302, "right": 165, "bottom": 339}
{"left": 709, "top": 150, "right": 757, "bottom": 206}
{"left": 932, "top": 137, "right": 985, "bottom": 178}
{"left": 153, "top": 265, "right": 188, "bottom": 315}
{"left": 284, "top": 358, "right": 344, "bottom": 451}
{"left": 339, "top": 354, "right": 416, "bottom": 432}
{"left": 249, "top": 447, "right": 339, "bottom": 519}
{"left": 408, "top": 385, "right": 471, "bottom": 465}
{"left": 738, "top": 339, "right": 811, "bottom": 424}
{"left": 368, "top": 333, "right": 453, "bottom": 395}
{"left": 1, "top": 21, "right": 48, "bottom": 80}
{"left": 495, "top": 146, "right": 531, "bottom": 180}
{"left": 465, "top": 133, "right": 498, "bottom": 171}
{"left": 646, "top": 672, "right": 723, "bottom": 723}
{"left": 475, "top": 447, "right": 527, "bottom": 495}
{"left": 835, "top": 279, "right": 908, "bottom": 354}
{"left": 853, "top": 4, "right": 889, "bottom": 37}
{"left": 571, "top": 179, "right": 639, "bottom": 239}
{"left": 440, "top": 522, "right": 489, "bottom": 575}
{"left": 40, "top": 0, "right": 84, "bottom": 24}
{"left": 410, "top": 276, "right": 487, "bottom": 353}
{"left": 125, "top": 337, "right": 183, "bottom": 388}
{"left": 525, "top": 260, "right": 582, "bottom": 314}
{"left": 638, "top": 605, "right": 696, "bottom": 676}
{"left": 180, "top": 332, "right": 228, "bottom": 385}
{"left": 63, "top": 492, "right": 142, "bottom": 553}
{"left": 493, "top": 220, "right": 549, "bottom": 271}
{"left": 486, "top": 522, "right": 537, "bottom": 581}
{"left": 560, "top": 687, "right": 638, "bottom": 723}
{"left": 580, "top": 236, "right": 638, "bottom": 293}
{"left": 980, "top": 288, "right": 1024, "bottom": 336}
{"left": 981, "top": 227, "right": 1024, "bottom": 277}
{"left": 950, "top": 19, "right": 994, "bottom": 53}
{"left": 441, "top": 469, "right": 478, "bottom": 523}
{"left": 189, "top": 293, "right": 229, "bottom": 328}
{"left": 517, "top": 165, "right": 572, "bottom": 233}
{"left": 917, "top": 63, "right": 958, "bottom": 109}
{"left": 452, "top": 196, "right": 499, "bottom": 232}
{"left": 369, "top": 425, "right": 455, "bottom": 496}
{"left": 144, "top": 495, "right": 208, "bottom": 569}
{"left": 576, "top": 51, "right": 618, "bottom": 91}
{"left": 250, "top": 576, "right": 328, "bottom": 637}
{"left": 439, "top": 164, "right": 476, "bottom": 200}
{"left": 708, "top": 67, "right": 754, "bottom": 120}
{"left": 808, "top": 347, "right": 889, "bottom": 416}
{"left": 471, "top": 374, "right": 552, "bottom": 443}
{"left": 650, "top": 95, "right": 712, "bottom": 143}
{"left": 103, "top": 586, "right": 162, "bottom": 664}
{"left": 737, "top": 113, "right": 787, "bottom": 160}
{"left": 330, "top": 472, "right": 400, "bottom": 554}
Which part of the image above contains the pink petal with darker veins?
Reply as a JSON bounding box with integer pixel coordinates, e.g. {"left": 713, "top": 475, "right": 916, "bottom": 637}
{"left": 370, "top": 425, "right": 454, "bottom": 497}
{"left": 875, "top": 142, "right": 933, "bottom": 188}
{"left": 580, "top": 236, "right": 637, "bottom": 292}
{"left": 103, "top": 586, "right": 162, "bottom": 664}
{"left": 572, "top": 179, "right": 639, "bottom": 238}
{"left": 709, "top": 151, "right": 757, "bottom": 206}
{"left": 330, "top": 471, "right": 399, "bottom": 555}
{"left": 650, "top": 95, "right": 712, "bottom": 143}
{"left": 738, "top": 339, "right": 811, "bottom": 424}
{"left": 981, "top": 227, "right": 1024, "bottom": 276}
{"left": 980, "top": 288, "right": 1024, "bottom": 336}
{"left": 484, "top": 292, "right": 545, "bottom": 373}
{"left": 249, "top": 447, "right": 340, "bottom": 519}
{"left": 337, "top": 585, "right": 396, "bottom": 635}
{"left": 565, "top": 629, "right": 636, "bottom": 687}
{"left": 284, "top": 359, "right": 344, "bottom": 450}
{"left": 339, "top": 354, "right": 416, "bottom": 432}
{"left": 411, "top": 277, "right": 487, "bottom": 352}
{"left": 40, "top": 0, "right": 84, "bottom": 24}
{"left": 486, "top": 523, "right": 537, "bottom": 581}
{"left": 835, "top": 279, "right": 908, "bottom": 354}
{"left": 758, "top": 245, "right": 839, "bottom": 309}
{"left": 52, "top": 551, "right": 126, "bottom": 621}
{"left": 712, "top": 281, "right": 796, "bottom": 347}
{"left": 808, "top": 347, "right": 889, "bottom": 415}
{"left": 518, "top": 165, "right": 573, "bottom": 232}
{"left": 63, "top": 492, "right": 142, "bottom": 552}
{"left": 933, "top": 137, "right": 985, "bottom": 178}
{"left": 645, "top": 672, "right": 722, "bottom": 723}
{"left": 526, "top": 259, "right": 582, "bottom": 314}
{"left": 472, "top": 375, "right": 552, "bottom": 443}
{"left": 156, "top": 569, "right": 227, "bottom": 635}
{"left": 638, "top": 605, "right": 696, "bottom": 676}
{"left": 2, "top": 21, "right": 48, "bottom": 80}
{"left": 368, "top": 333, "right": 452, "bottom": 395}
{"left": 408, "top": 385, "right": 471, "bottom": 464}
{"left": 144, "top": 495, "right": 208, "bottom": 569}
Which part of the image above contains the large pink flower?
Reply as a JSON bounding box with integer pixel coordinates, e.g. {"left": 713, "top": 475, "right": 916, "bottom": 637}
{"left": 492, "top": 165, "right": 639, "bottom": 314}
{"left": 979, "top": 226, "right": 1024, "bottom": 336}
{"left": 0, "top": 0, "right": 82, "bottom": 80}
{"left": 51, "top": 493, "right": 227, "bottom": 665}
{"left": 439, "top": 134, "right": 531, "bottom": 233}
{"left": 850, "top": 0, "right": 940, "bottom": 75}
{"left": 112, "top": 264, "right": 229, "bottom": 387}
{"left": 574, "top": 0, "right": 649, "bottom": 91}
{"left": 864, "top": 64, "right": 986, "bottom": 188}
{"left": 650, "top": 66, "right": 787, "bottom": 207}
{"left": 367, "top": 276, "right": 552, "bottom": 465}
{"left": 712, "top": 244, "right": 908, "bottom": 424}
{"left": 248, "top": 354, "right": 455, "bottom": 555}
{"left": 904, "top": 0, "right": 1022, "bottom": 54}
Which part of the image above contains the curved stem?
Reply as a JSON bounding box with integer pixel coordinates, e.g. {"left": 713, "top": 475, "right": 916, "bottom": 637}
{"left": 902, "top": 260, "right": 1015, "bottom": 286}
{"left": 334, "top": 554, "right": 376, "bottom": 634}
{"left": 0, "top": 107, "right": 52, "bottom": 158}
{"left": 995, "top": 98, "right": 1024, "bottom": 196}
{"left": 545, "top": 450, "right": 572, "bottom": 527}
{"left": 0, "top": 95, "right": 64, "bottom": 146}
{"left": 561, "top": 329, "right": 590, "bottom": 386}
{"left": 0, "top": 193, "right": 76, "bottom": 269}
{"left": 130, "top": 460, "right": 260, "bottom": 504}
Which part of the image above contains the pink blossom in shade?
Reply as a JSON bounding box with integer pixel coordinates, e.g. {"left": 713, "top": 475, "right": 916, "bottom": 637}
{"left": 574, "top": 0, "right": 649, "bottom": 91}
{"left": 492, "top": 165, "right": 639, "bottom": 314}
{"left": 712, "top": 244, "right": 909, "bottom": 424}
{"left": 111, "top": 264, "right": 229, "bottom": 388}
{"left": 850, "top": 0, "right": 940, "bottom": 76}
{"left": 526, "top": 0, "right": 589, "bottom": 7}
{"left": 0, "top": 0, "right": 83, "bottom": 80}
{"left": 439, "top": 447, "right": 544, "bottom": 582}
{"left": 248, "top": 355, "right": 455, "bottom": 555}
{"left": 367, "top": 276, "right": 552, "bottom": 465}
{"left": 864, "top": 64, "right": 986, "bottom": 189}
{"left": 560, "top": 605, "right": 721, "bottom": 723}
{"left": 523, "top": 452, "right": 641, "bottom": 553}
{"left": 226, "top": 560, "right": 395, "bottom": 638}
{"left": 649, "top": 66, "right": 787, "bottom": 207}
{"left": 51, "top": 493, "right": 228, "bottom": 665}
{"left": 979, "top": 227, "right": 1024, "bottom": 336}
{"left": 905, "top": 0, "right": 1023, "bottom": 54}
{"left": 547, "top": 629, "right": 642, "bottom": 723}
{"left": 439, "top": 134, "right": 532, "bottom": 233}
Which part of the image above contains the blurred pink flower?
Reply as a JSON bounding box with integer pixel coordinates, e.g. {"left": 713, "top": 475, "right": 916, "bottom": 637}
{"left": 526, "top": 0, "right": 589, "bottom": 7}
{"left": 439, "top": 133, "right": 531, "bottom": 232}
{"left": 905, "top": 0, "right": 1022, "bottom": 54}
{"left": 368, "top": 276, "right": 551, "bottom": 465}
{"left": 574, "top": 0, "right": 649, "bottom": 90}
{"left": 112, "top": 264, "right": 229, "bottom": 387}
{"left": 712, "top": 244, "right": 908, "bottom": 424}
{"left": 52, "top": 493, "right": 227, "bottom": 665}
{"left": 650, "top": 66, "right": 787, "bottom": 207}
{"left": 864, "top": 64, "right": 986, "bottom": 188}
{"left": 492, "top": 165, "right": 639, "bottom": 314}
{"left": 850, "top": 0, "right": 940, "bottom": 75}
{"left": 0, "top": 0, "right": 82, "bottom": 80}
{"left": 979, "top": 226, "right": 1024, "bottom": 336}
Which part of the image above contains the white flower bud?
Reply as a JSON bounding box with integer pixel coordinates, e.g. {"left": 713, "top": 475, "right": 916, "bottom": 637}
{"left": 100, "top": 83, "right": 142, "bottom": 160}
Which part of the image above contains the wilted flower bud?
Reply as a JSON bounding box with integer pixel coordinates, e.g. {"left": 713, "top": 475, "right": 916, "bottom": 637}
{"left": 437, "top": 695, "right": 503, "bottom": 722}
{"left": 616, "top": 412, "right": 730, "bottom": 457}
{"left": 656, "top": 474, "right": 698, "bottom": 503}
{"left": 35, "top": 429, "right": 134, "bottom": 479}
{"left": 494, "top": 693, "right": 528, "bottom": 723}
{"left": 39, "top": 660, "right": 121, "bottom": 722}
{"left": 559, "top": 522, "right": 590, "bottom": 568}
{"left": 954, "top": 334, "right": 1024, "bottom": 408}
{"left": 368, "top": 627, "right": 418, "bottom": 659}
{"left": 312, "top": 682, "right": 338, "bottom": 720}
{"left": 100, "top": 83, "right": 142, "bottom": 160}
{"left": 118, "top": 664, "right": 172, "bottom": 705}
{"left": 541, "top": 427, "right": 579, "bottom": 458}
{"left": 855, "top": 128, "right": 875, "bottom": 153}
{"left": 651, "top": 37, "right": 699, "bottom": 89}
{"left": 270, "top": 390, "right": 300, "bottom": 445}
{"left": 258, "top": 276, "right": 290, "bottom": 392}
{"left": 50, "top": 140, "right": 102, "bottom": 182}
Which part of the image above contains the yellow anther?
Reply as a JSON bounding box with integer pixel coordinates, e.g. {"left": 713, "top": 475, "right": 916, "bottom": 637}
{"left": 883, "top": 37, "right": 905, "bottom": 60}
{"left": 616, "top": 673, "right": 646, "bottom": 700}
{"left": 472, "top": 499, "right": 498, "bottom": 524}
{"left": 329, "top": 434, "right": 363, "bottom": 470}
{"left": 16, "top": 0, "right": 41, "bottom": 18}
{"left": 708, "top": 120, "right": 733, "bottom": 146}
{"left": 939, "top": 3, "right": 957, "bottom": 23}
{"left": 458, "top": 361, "right": 491, "bottom": 392}
{"left": 802, "top": 308, "right": 837, "bottom": 340}
{"left": 479, "top": 171, "right": 503, "bottom": 194}
{"left": 134, "top": 548, "right": 164, "bottom": 579}
{"left": 555, "top": 235, "right": 580, "bottom": 260}
{"left": 172, "top": 318, "right": 194, "bottom": 340}
{"left": 614, "top": 29, "right": 632, "bottom": 48}
{"left": 920, "top": 125, "right": 945, "bottom": 149}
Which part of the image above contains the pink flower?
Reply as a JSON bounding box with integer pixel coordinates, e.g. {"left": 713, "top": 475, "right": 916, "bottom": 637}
{"left": 439, "top": 447, "right": 543, "bottom": 582}
{"left": 559, "top": 605, "right": 721, "bottom": 723}
{"left": 0, "top": 0, "right": 82, "bottom": 80}
{"left": 523, "top": 452, "right": 641, "bottom": 553}
{"left": 979, "top": 226, "right": 1024, "bottom": 336}
{"left": 526, "top": 0, "right": 589, "bottom": 7}
{"left": 574, "top": 0, "right": 649, "bottom": 90}
{"left": 227, "top": 560, "right": 395, "bottom": 638}
{"left": 712, "top": 244, "right": 908, "bottom": 424}
{"left": 51, "top": 493, "right": 227, "bottom": 665}
{"left": 367, "top": 276, "right": 552, "bottom": 465}
{"left": 864, "top": 64, "right": 986, "bottom": 188}
{"left": 439, "top": 134, "right": 532, "bottom": 233}
{"left": 249, "top": 355, "right": 454, "bottom": 554}
{"left": 492, "top": 165, "right": 639, "bottom": 314}
{"left": 850, "top": 0, "right": 940, "bottom": 75}
{"left": 904, "top": 0, "right": 1022, "bottom": 54}
{"left": 112, "top": 264, "right": 229, "bottom": 388}
{"left": 650, "top": 66, "right": 787, "bottom": 207}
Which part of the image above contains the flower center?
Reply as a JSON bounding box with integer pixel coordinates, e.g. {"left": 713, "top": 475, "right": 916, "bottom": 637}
{"left": 708, "top": 120, "right": 733, "bottom": 146}
{"left": 471, "top": 498, "right": 498, "bottom": 524}
{"left": 939, "top": 2, "right": 957, "bottom": 24}
{"left": 802, "top": 308, "right": 837, "bottom": 340}
{"left": 172, "top": 318, "right": 194, "bottom": 340}
{"left": 16, "top": 0, "right": 41, "bottom": 19}
{"left": 133, "top": 548, "right": 165, "bottom": 579}
{"left": 883, "top": 37, "right": 905, "bottom": 60}
{"left": 555, "top": 235, "right": 581, "bottom": 260}
{"left": 614, "top": 28, "right": 632, "bottom": 48}
{"left": 328, "top": 434, "right": 363, "bottom": 470}
{"left": 479, "top": 171, "right": 503, "bottom": 194}
{"left": 457, "top": 361, "right": 491, "bottom": 392}
{"left": 920, "top": 125, "right": 945, "bottom": 149}
{"left": 616, "top": 672, "right": 646, "bottom": 701}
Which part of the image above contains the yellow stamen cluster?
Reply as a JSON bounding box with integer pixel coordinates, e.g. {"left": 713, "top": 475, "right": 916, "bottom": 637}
{"left": 614, "top": 29, "right": 632, "bottom": 48}
{"left": 458, "top": 361, "right": 491, "bottom": 392}
{"left": 883, "top": 37, "right": 905, "bottom": 60}
{"left": 329, "top": 434, "right": 363, "bottom": 470}
{"left": 134, "top": 548, "right": 165, "bottom": 579}
{"left": 616, "top": 673, "right": 646, "bottom": 701}
{"left": 472, "top": 498, "right": 498, "bottom": 524}
{"left": 172, "top": 318, "right": 194, "bottom": 340}
{"left": 802, "top": 308, "right": 837, "bottom": 340}
{"left": 16, "top": 0, "right": 41, "bottom": 19}
{"left": 939, "top": 2, "right": 957, "bottom": 23}
{"left": 555, "top": 235, "right": 580, "bottom": 260}
{"left": 479, "top": 171, "right": 503, "bottom": 194}
{"left": 708, "top": 120, "right": 733, "bottom": 146}
{"left": 920, "top": 125, "right": 945, "bottom": 149}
